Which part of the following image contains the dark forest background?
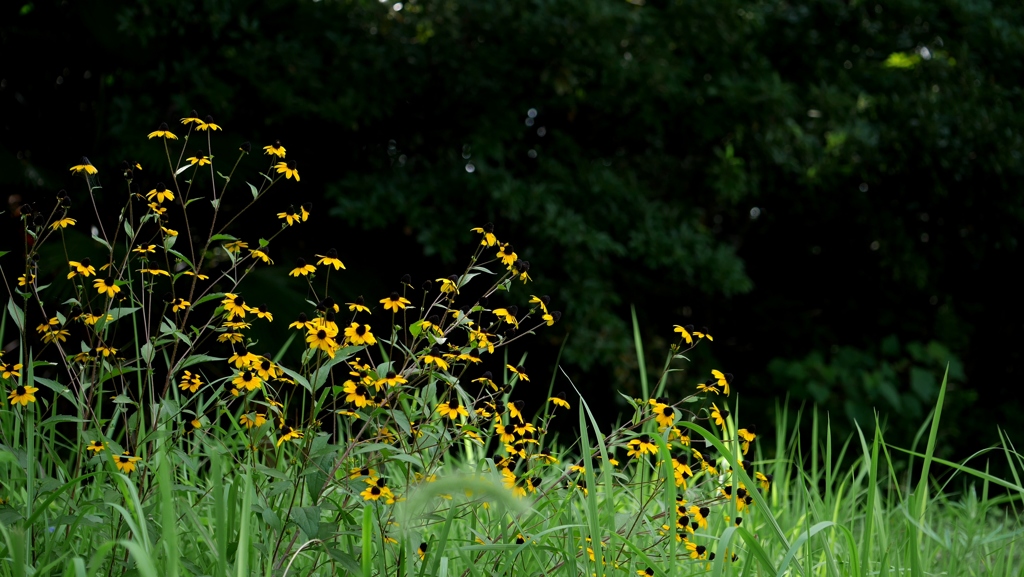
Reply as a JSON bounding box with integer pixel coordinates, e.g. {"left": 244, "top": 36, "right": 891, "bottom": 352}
{"left": 3, "top": 0, "right": 1022, "bottom": 473}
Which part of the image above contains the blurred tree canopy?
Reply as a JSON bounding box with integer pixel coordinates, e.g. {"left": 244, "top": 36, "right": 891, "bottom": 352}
{"left": 3, "top": 0, "right": 1023, "bottom": 460}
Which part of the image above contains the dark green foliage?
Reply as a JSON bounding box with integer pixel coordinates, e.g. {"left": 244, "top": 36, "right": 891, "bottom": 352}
{"left": 3, "top": 0, "right": 1022, "bottom": 458}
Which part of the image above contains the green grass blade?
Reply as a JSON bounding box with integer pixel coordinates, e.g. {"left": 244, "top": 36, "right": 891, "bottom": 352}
{"left": 630, "top": 305, "right": 649, "bottom": 400}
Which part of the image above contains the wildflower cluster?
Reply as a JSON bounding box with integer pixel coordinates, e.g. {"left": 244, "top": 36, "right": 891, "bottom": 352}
{"left": 1, "top": 117, "right": 769, "bottom": 575}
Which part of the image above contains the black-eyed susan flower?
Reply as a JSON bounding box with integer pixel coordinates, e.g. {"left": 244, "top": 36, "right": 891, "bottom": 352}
{"left": 673, "top": 455, "right": 694, "bottom": 488}
{"left": 343, "top": 380, "right": 373, "bottom": 408}
{"left": 306, "top": 326, "right": 340, "bottom": 358}
{"left": 184, "top": 418, "right": 203, "bottom": 435}
{"left": 417, "top": 542, "right": 427, "bottom": 560}
{"left": 755, "top": 471, "right": 772, "bottom": 493}
{"left": 472, "top": 371, "right": 497, "bottom": 391}
{"left": 420, "top": 318, "right": 446, "bottom": 340}
{"left": 67, "top": 258, "right": 96, "bottom": 279}
{"left": 437, "top": 399, "right": 469, "bottom": 420}
{"left": 94, "top": 345, "right": 118, "bottom": 358}
{"left": 738, "top": 425, "right": 756, "bottom": 454}
{"left": 436, "top": 276, "right": 459, "bottom": 295}
{"left": 495, "top": 421, "right": 517, "bottom": 444}
{"left": 688, "top": 505, "right": 711, "bottom": 529}
{"left": 415, "top": 348, "right": 445, "bottom": 372}
{"left": 711, "top": 403, "right": 728, "bottom": 427}
{"left": 17, "top": 274, "right": 35, "bottom": 287}
{"left": 51, "top": 215, "right": 77, "bottom": 230}
{"left": 179, "top": 371, "right": 203, "bottom": 393}
{"left": 264, "top": 140, "right": 286, "bottom": 158}
{"left": 93, "top": 277, "right": 120, "bottom": 298}
{"left": 513, "top": 421, "right": 536, "bottom": 436}
{"left": 686, "top": 541, "right": 708, "bottom": 560}
{"left": 375, "top": 371, "right": 407, "bottom": 390}
{"left": 511, "top": 259, "right": 531, "bottom": 283}
{"left": 542, "top": 311, "right": 560, "bottom": 326}
{"left": 240, "top": 413, "right": 268, "bottom": 428}
{"left": 1, "top": 362, "right": 23, "bottom": 380}
{"left": 507, "top": 365, "right": 529, "bottom": 382}
{"left": 180, "top": 110, "right": 202, "bottom": 125}
{"left": 711, "top": 370, "right": 733, "bottom": 396}
{"left": 380, "top": 292, "right": 410, "bottom": 313}
{"left": 548, "top": 393, "right": 573, "bottom": 409}
{"left": 8, "top": 385, "right": 39, "bottom": 406}
{"left": 113, "top": 452, "right": 142, "bottom": 474}
{"left": 231, "top": 370, "right": 262, "bottom": 392}
{"left": 133, "top": 244, "right": 157, "bottom": 256}
{"left": 316, "top": 248, "right": 345, "bottom": 270}
{"left": 223, "top": 240, "right": 248, "bottom": 254}
{"left": 497, "top": 243, "right": 517, "bottom": 267}
{"left": 138, "top": 268, "right": 171, "bottom": 277}
{"left": 693, "top": 327, "right": 713, "bottom": 341}
{"left": 345, "top": 296, "right": 369, "bottom": 313}
{"left": 696, "top": 379, "right": 720, "bottom": 395}
{"left": 627, "top": 435, "right": 658, "bottom": 458}
{"left": 349, "top": 466, "right": 376, "bottom": 479}
{"left": 86, "top": 440, "right": 106, "bottom": 454}
{"left": 147, "top": 202, "right": 167, "bottom": 215}
{"left": 509, "top": 400, "right": 526, "bottom": 421}
{"left": 196, "top": 115, "right": 222, "bottom": 131}
{"left": 228, "top": 346, "right": 260, "bottom": 368}
{"left": 529, "top": 294, "right": 550, "bottom": 314}
{"left": 255, "top": 358, "right": 280, "bottom": 381}
{"left": 221, "top": 293, "right": 250, "bottom": 319}
{"left": 254, "top": 304, "right": 273, "bottom": 322}
{"left": 738, "top": 424, "right": 756, "bottom": 443}
{"left": 277, "top": 424, "right": 303, "bottom": 447}
{"left": 277, "top": 205, "right": 303, "bottom": 226}
{"left": 82, "top": 313, "right": 112, "bottom": 326}
{"left": 250, "top": 247, "right": 273, "bottom": 265}
{"left": 36, "top": 318, "right": 59, "bottom": 333}
{"left": 161, "top": 226, "right": 179, "bottom": 237}
{"left": 70, "top": 158, "right": 98, "bottom": 175}
{"left": 637, "top": 568, "right": 655, "bottom": 577}
{"left": 344, "top": 323, "right": 377, "bottom": 346}
{"left": 653, "top": 402, "right": 676, "bottom": 429}
{"left": 147, "top": 183, "right": 175, "bottom": 204}
{"left": 470, "top": 222, "right": 497, "bottom": 247}
{"left": 169, "top": 297, "right": 190, "bottom": 313}
{"left": 275, "top": 160, "right": 299, "bottom": 181}
{"left": 493, "top": 306, "right": 519, "bottom": 328}
{"left": 186, "top": 151, "right": 211, "bottom": 166}
{"left": 289, "top": 313, "right": 310, "bottom": 331}
{"left": 673, "top": 324, "right": 694, "bottom": 345}
{"left": 148, "top": 122, "right": 178, "bottom": 140}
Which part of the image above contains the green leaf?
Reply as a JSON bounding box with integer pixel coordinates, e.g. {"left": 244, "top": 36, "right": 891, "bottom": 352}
{"left": 247, "top": 182, "right": 258, "bottom": 199}
{"left": 139, "top": 341, "right": 155, "bottom": 365}
{"left": 92, "top": 235, "right": 111, "bottom": 250}
{"left": 177, "top": 354, "right": 225, "bottom": 371}
{"left": 290, "top": 506, "right": 321, "bottom": 541}
{"left": 7, "top": 298, "right": 25, "bottom": 332}
{"left": 193, "top": 292, "right": 226, "bottom": 307}
{"left": 277, "top": 364, "right": 312, "bottom": 393}
{"left": 166, "top": 248, "right": 195, "bottom": 270}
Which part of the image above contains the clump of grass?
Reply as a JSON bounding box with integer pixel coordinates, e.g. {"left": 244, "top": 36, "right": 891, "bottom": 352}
{"left": 1, "top": 116, "right": 1021, "bottom": 577}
